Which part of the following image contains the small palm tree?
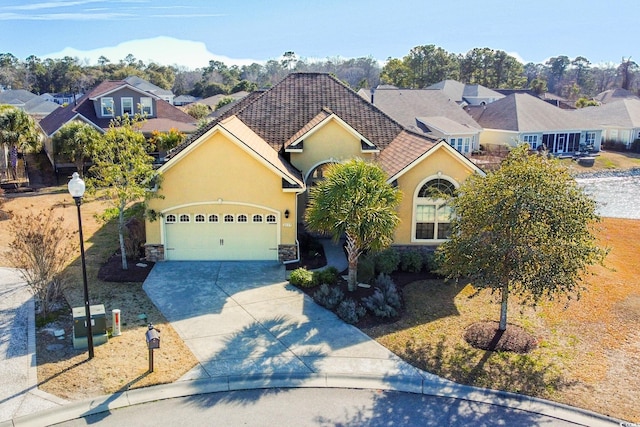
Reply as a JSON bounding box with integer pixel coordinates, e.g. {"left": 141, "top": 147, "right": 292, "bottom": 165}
{"left": 305, "top": 159, "right": 402, "bottom": 291}
{"left": 53, "top": 121, "right": 102, "bottom": 177}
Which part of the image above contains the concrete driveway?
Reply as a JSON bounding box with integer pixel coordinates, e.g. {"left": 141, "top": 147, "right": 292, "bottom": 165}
{"left": 142, "top": 261, "right": 434, "bottom": 388}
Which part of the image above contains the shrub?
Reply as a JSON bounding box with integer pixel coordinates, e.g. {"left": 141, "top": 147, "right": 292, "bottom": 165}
{"left": 423, "top": 251, "right": 440, "bottom": 273}
{"left": 313, "top": 283, "right": 344, "bottom": 309}
{"left": 630, "top": 139, "right": 640, "bottom": 154}
{"left": 363, "top": 273, "right": 401, "bottom": 318}
{"left": 289, "top": 267, "right": 315, "bottom": 288}
{"left": 363, "top": 290, "right": 398, "bottom": 318}
{"left": 400, "top": 250, "right": 423, "bottom": 272}
{"left": 357, "top": 253, "right": 376, "bottom": 284}
{"left": 336, "top": 298, "right": 366, "bottom": 324}
{"left": 374, "top": 248, "right": 400, "bottom": 274}
{"left": 601, "top": 139, "right": 628, "bottom": 152}
{"left": 313, "top": 266, "right": 339, "bottom": 285}
{"left": 7, "top": 207, "right": 77, "bottom": 316}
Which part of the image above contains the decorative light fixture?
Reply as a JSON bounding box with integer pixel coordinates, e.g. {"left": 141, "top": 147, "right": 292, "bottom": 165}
{"left": 68, "top": 172, "right": 94, "bottom": 359}
{"left": 284, "top": 209, "right": 290, "bottom": 219}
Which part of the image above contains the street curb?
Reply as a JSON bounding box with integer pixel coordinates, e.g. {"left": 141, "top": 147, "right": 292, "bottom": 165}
{"left": 4, "top": 374, "right": 625, "bottom": 427}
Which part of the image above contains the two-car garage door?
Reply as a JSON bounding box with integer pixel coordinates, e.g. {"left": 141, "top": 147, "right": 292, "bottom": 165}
{"left": 163, "top": 208, "right": 279, "bottom": 261}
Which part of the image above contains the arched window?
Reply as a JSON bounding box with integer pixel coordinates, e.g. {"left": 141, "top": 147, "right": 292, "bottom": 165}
{"left": 195, "top": 214, "right": 205, "bottom": 223}
{"left": 252, "top": 214, "right": 263, "bottom": 223}
{"left": 224, "top": 214, "right": 234, "bottom": 223}
{"left": 179, "top": 214, "right": 190, "bottom": 223}
{"left": 414, "top": 177, "right": 456, "bottom": 241}
{"left": 266, "top": 214, "right": 276, "bottom": 223}
{"left": 208, "top": 214, "right": 219, "bottom": 223}
{"left": 237, "top": 214, "right": 248, "bottom": 223}
{"left": 165, "top": 214, "right": 176, "bottom": 223}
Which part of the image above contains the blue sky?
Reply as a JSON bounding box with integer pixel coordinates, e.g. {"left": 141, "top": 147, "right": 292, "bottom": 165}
{"left": 0, "top": 0, "right": 637, "bottom": 69}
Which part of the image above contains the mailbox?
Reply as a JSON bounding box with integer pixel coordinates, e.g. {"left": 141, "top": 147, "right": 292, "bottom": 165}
{"left": 145, "top": 324, "right": 160, "bottom": 349}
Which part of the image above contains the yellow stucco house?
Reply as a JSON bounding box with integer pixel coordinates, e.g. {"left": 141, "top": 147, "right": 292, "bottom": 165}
{"left": 144, "top": 73, "right": 484, "bottom": 263}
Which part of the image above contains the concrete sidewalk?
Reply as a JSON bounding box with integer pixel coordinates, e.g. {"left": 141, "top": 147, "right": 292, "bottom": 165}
{"left": 0, "top": 268, "right": 68, "bottom": 424}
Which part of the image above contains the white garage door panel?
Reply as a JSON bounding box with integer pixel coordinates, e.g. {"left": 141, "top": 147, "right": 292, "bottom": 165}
{"left": 165, "top": 216, "right": 278, "bottom": 261}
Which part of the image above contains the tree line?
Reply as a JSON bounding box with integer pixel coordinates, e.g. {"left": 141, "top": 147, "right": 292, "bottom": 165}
{"left": 0, "top": 46, "right": 637, "bottom": 101}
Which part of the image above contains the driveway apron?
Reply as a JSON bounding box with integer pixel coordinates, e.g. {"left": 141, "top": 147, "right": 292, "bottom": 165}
{"left": 142, "top": 262, "right": 437, "bottom": 386}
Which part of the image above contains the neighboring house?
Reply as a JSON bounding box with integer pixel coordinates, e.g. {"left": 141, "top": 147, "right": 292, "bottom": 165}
{"left": 39, "top": 80, "right": 197, "bottom": 171}
{"left": 427, "top": 80, "right": 505, "bottom": 106}
{"left": 0, "top": 89, "right": 60, "bottom": 118}
{"left": 41, "top": 92, "right": 84, "bottom": 106}
{"left": 173, "top": 95, "right": 201, "bottom": 106}
{"left": 494, "top": 89, "right": 575, "bottom": 109}
{"left": 200, "top": 91, "right": 249, "bottom": 110}
{"left": 124, "top": 76, "right": 175, "bottom": 105}
{"left": 594, "top": 88, "right": 640, "bottom": 105}
{"left": 467, "top": 93, "right": 602, "bottom": 154}
{"left": 144, "top": 73, "right": 484, "bottom": 263}
{"left": 573, "top": 98, "right": 640, "bottom": 147}
{"left": 357, "top": 87, "right": 482, "bottom": 155}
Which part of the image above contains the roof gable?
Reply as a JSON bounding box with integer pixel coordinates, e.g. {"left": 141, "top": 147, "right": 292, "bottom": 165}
{"left": 285, "top": 110, "right": 378, "bottom": 152}
{"left": 573, "top": 98, "right": 640, "bottom": 128}
{"left": 160, "top": 116, "right": 303, "bottom": 189}
{"left": 468, "top": 93, "right": 594, "bottom": 132}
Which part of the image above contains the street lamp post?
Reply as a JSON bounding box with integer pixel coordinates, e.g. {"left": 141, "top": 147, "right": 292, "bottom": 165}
{"left": 68, "top": 172, "right": 94, "bottom": 359}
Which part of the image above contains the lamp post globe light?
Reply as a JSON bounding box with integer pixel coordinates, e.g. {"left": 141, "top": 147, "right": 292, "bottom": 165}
{"left": 68, "top": 172, "right": 94, "bottom": 359}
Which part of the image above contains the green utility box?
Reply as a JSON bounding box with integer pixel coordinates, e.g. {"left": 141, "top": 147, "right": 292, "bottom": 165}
{"left": 72, "top": 304, "right": 109, "bottom": 349}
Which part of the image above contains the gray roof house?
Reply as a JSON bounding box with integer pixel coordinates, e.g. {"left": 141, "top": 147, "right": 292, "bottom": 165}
{"left": 427, "top": 80, "right": 505, "bottom": 106}
{"left": 594, "top": 88, "right": 640, "bottom": 105}
{"left": 39, "top": 79, "right": 196, "bottom": 171}
{"left": 467, "top": 93, "right": 602, "bottom": 154}
{"left": 0, "top": 89, "right": 60, "bottom": 118}
{"left": 357, "top": 87, "right": 483, "bottom": 155}
{"left": 124, "top": 76, "right": 175, "bottom": 105}
{"left": 573, "top": 98, "right": 640, "bottom": 147}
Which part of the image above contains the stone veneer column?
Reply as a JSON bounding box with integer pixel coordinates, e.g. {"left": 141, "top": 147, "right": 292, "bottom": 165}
{"left": 144, "top": 244, "right": 165, "bottom": 262}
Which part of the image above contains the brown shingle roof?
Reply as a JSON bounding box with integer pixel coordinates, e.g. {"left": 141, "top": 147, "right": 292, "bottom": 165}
{"left": 39, "top": 80, "right": 196, "bottom": 136}
{"left": 166, "top": 73, "right": 441, "bottom": 177}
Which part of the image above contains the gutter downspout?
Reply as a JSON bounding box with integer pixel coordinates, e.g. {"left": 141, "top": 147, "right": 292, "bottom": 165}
{"left": 282, "top": 185, "right": 306, "bottom": 265}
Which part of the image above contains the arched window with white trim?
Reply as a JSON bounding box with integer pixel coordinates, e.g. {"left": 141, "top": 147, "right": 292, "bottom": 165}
{"left": 413, "top": 176, "right": 457, "bottom": 241}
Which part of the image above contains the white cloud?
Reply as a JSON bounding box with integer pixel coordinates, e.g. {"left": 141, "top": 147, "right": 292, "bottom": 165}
{"left": 43, "top": 36, "right": 263, "bottom": 70}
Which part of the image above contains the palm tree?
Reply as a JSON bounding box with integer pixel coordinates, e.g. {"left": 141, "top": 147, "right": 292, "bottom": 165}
{"left": 304, "top": 159, "right": 402, "bottom": 291}
{"left": 0, "top": 105, "right": 40, "bottom": 178}
{"left": 53, "top": 121, "right": 102, "bottom": 177}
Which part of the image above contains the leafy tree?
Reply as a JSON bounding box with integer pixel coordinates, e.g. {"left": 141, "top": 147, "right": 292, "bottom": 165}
{"left": 52, "top": 121, "right": 102, "bottom": 177}
{"left": 215, "top": 97, "right": 234, "bottom": 110}
{"left": 380, "top": 57, "right": 412, "bottom": 87}
{"left": 528, "top": 78, "right": 548, "bottom": 95}
{"left": 437, "top": 145, "right": 607, "bottom": 331}
{"left": 304, "top": 159, "right": 402, "bottom": 291}
{"left": 185, "top": 102, "right": 210, "bottom": 119}
{"left": 148, "top": 127, "right": 185, "bottom": 151}
{"left": 88, "top": 117, "right": 158, "bottom": 270}
{"left": 575, "top": 97, "right": 599, "bottom": 108}
{"left": 7, "top": 208, "right": 77, "bottom": 316}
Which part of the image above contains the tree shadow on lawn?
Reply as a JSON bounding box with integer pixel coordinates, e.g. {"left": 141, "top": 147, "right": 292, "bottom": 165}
{"left": 403, "top": 335, "right": 577, "bottom": 398}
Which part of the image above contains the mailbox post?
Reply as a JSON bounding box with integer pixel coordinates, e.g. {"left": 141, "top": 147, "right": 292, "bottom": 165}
{"left": 145, "top": 323, "right": 160, "bottom": 372}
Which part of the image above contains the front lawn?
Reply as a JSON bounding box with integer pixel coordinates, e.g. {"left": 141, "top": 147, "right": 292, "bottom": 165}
{"left": 360, "top": 217, "right": 640, "bottom": 423}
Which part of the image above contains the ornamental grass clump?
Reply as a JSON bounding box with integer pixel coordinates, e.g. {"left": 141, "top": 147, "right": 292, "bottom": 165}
{"left": 313, "top": 283, "right": 345, "bottom": 309}
{"left": 363, "top": 273, "right": 401, "bottom": 318}
{"left": 336, "top": 298, "right": 366, "bottom": 324}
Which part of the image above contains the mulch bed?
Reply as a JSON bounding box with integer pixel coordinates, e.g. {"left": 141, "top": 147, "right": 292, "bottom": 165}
{"left": 464, "top": 320, "right": 538, "bottom": 353}
{"left": 97, "top": 252, "right": 155, "bottom": 283}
